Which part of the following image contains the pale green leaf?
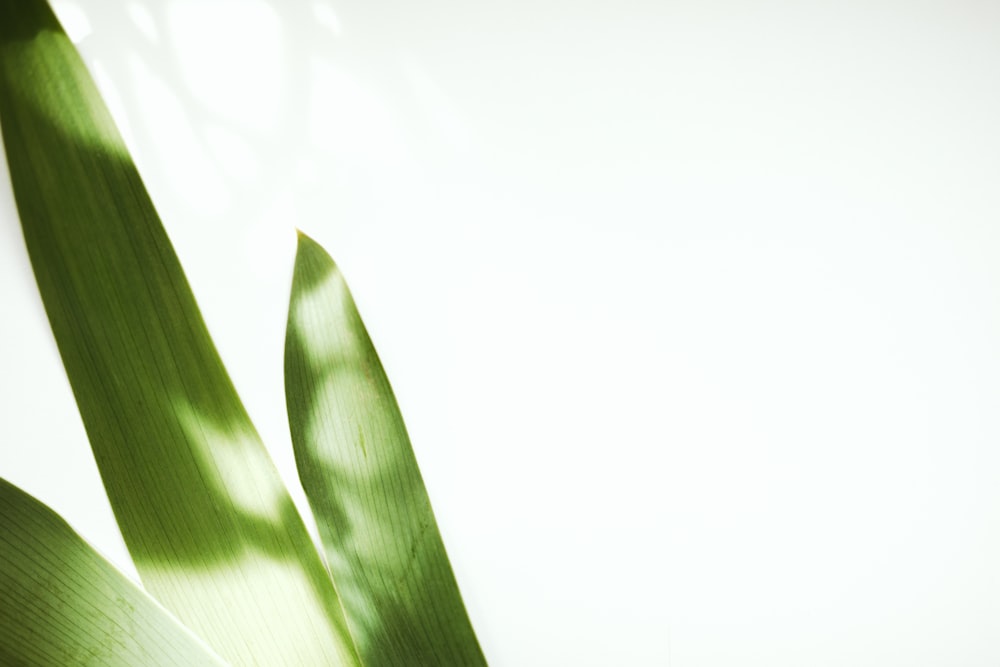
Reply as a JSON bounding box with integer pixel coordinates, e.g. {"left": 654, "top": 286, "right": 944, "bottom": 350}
{"left": 0, "top": 477, "right": 226, "bottom": 666}
{"left": 0, "top": 2, "right": 358, "bottom": 664}
{"left": 284, "top": 232, "right": 486, "bottom": 665}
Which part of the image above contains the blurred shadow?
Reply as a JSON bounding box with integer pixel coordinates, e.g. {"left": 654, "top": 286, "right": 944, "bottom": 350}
{"left": 71, "top": 0, "right": 346, "bottom": 231}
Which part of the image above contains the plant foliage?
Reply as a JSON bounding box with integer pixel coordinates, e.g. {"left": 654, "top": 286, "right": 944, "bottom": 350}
{"left": 0, "top": 1, "right": 484, "bottom": 664}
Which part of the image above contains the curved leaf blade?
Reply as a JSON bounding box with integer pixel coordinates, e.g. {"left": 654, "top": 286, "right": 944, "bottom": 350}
{"left": 0, "top": 478, "right": 226, "bottom": 667}
{"left": 0, "top": 3, "right": 358, "bottom": 664}
{"left": 284, "top": 232, "right": 486, "bottom": 665}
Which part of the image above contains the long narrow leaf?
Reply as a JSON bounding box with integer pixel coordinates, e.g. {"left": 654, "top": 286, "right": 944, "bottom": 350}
{"left": 284, "top": 232, "right": 485, "bottom": 665}
{"left": 0, "top": 478, "right": 226, "bottom": 666}
{"left": 0, "top": 3, "right": 358, "bottom": 664}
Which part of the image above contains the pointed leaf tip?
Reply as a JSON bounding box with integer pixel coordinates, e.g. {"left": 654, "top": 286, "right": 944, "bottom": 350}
{"left": 284, "top": 236, "right": 486, "bottom": 665}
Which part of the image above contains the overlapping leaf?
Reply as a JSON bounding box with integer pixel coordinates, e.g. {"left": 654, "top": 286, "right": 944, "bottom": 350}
{"left": 285, "top": 233, "right": 485, "bottom": 665}
{"left": 0, "top": 478, "right": 225, "bottom": 666}
{"left": 0, "top": 2, "right": 357, "bottom": 664}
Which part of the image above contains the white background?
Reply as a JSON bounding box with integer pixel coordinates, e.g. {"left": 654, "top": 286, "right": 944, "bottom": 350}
{"left": 2, "top": 1, "right": 1000, "bottom": 664}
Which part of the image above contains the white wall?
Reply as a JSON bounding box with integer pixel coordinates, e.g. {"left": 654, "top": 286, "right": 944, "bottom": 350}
{"left": 2, "top": 1, "right": 1000, "bottom": 664}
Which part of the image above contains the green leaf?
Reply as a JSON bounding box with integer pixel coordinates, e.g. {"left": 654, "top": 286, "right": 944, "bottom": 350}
{"left": 0, "top": 478, "right": 226, "bottom": 666}
{"left": 284, "top": 232, "right": 486, "bottom": 665}
{"left": 0, "top": 2, "right": 358, "bottom": 665}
